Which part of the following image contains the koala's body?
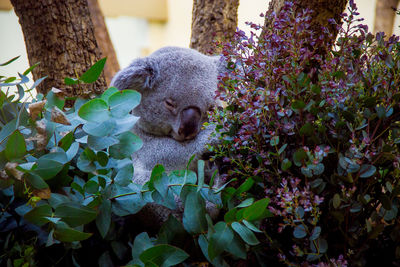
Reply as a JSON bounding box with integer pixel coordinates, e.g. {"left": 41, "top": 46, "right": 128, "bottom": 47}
{"left": 110, "top": 47, "right": 222, "bottom": 225}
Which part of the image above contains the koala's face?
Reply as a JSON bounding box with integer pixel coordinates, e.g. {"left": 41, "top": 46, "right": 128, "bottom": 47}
{"left": 110, "top": 47, "right": 222, "bottom": 141}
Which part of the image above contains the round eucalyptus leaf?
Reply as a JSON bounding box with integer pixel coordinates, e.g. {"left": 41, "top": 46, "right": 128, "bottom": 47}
{"left": 293, "top": 224, "right": 307, "bottom": 239}
{"left": 78, "top": 98, "right": 110, "bottom": 122}
{"left": 109, "top": 132, "right": 143, "bottom": 159}
{"left": 109, "top": 90, "right": 141, "bottom": 118}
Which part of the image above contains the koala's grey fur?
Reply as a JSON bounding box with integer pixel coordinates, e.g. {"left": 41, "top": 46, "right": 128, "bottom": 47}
{"left": 110, "top": 47, "right": 223, "bottom": 225}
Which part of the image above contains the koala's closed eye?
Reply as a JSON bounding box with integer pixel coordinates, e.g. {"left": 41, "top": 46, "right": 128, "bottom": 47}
{"left": 164, "top": 98, "right": 177, "bottom": 113}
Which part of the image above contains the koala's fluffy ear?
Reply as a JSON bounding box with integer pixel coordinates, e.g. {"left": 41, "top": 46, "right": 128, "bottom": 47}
{"left": 110, "top": 58, "right": 159, "bottom": 91}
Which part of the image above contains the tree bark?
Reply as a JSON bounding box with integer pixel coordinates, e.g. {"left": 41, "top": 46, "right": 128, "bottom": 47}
{"left": 10, "top": 0, "right": 107, "bottom": 98}
{"left": 87, "top": 0, "right": 120, "bottom": 85}
{"left": 190, "top": 0, "right": 239, "bottom": 55}
{"left": 262, "top": 0, "right": 347, "bottom": 49}
{"left": 373, "top": 0, "right": 399, "bottom": 36}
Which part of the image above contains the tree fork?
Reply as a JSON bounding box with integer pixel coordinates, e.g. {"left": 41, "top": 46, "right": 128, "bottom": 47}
{"left": 262, "top": 0, "right": 348, "bottom": 50}
{"left": 190, "top": 0, "right": 239, "bottom": 55}
{"left": 11, "top": 0, "right": 107, "bottom": 98}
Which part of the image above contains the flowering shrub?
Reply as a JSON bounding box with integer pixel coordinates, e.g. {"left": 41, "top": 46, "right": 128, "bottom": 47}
{"left": 211, "top": 1, "right": 400, "bottom": 265}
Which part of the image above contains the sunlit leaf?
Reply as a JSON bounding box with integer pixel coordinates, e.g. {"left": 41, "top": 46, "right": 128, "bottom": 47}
{"left": 79, "top": 57, "right": 107, "bottom": 83}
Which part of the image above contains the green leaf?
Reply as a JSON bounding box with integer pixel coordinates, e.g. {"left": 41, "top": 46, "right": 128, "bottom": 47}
{"left": 109, "top": 90, "right": 141, "bottom": 117}
{"left": 58, "top": 132, "right": 74, "bottom": 151}
{"left": 139, "top": 244, "right": 189, "bottom": 267}
{"left": 30, "top": 76, "right": 47, "bottom": 90}
{"left": 311, "top": 84, "right": 321, "bottom": 94}
{"left": 243, "top": 198, "right": 270, "bottom": 221}
{"left": 270, "top": 136, "right": 279, "bottom": 146}
{"left": 182, "top": 191, "right": 207, "bottom": 234}
{"left": 278, "top": 143, "right": 287, "bottom": 154}
{"left": 23, "top": 62, "right": 40, "bottom": 75}
{"left": 79, "top": 57, "right": 107, "bottom": 83}
{"left": 0, "top": 56, "right": 20, "bottom": 66}
{"left": 235, "top": 178, "right": 254, "bottom": 195}
{"left": 225, "top": 233, "right": 247, "bottom": 260}
{"left": 66, "top": 142, "right": 79, "bottom": 161}
{"left": 197, "top": 160, "right": 205, "bottom": 192}
{"left": 242, "top": 220, "right": 262, "bottom": 233}
{"left": 24, "top": 204, "right": 52, "bottom": 226}
{"left": 224, "top": 208, "right": 237, "bottom": 223}
{"left": 231, "top": 222, "right": 259, "bottom": 245}
{"left": 101, "top": 87, "right": 119, "bottom": 102}
{"left": 339, "top": 156, "right": 360, "bottom": 173}
{"left": 293, "top": 148, "right": 307, "bottom": 167}
{"left": 148, "top": 164, "right": 165, "bottom": 191}
{"left": 112, "top": 115, "right": 140, "bottom": 135}
{"left": 0, "top": 120, "right": 17, "bottom": 151}
{"left": 64, "top": 77, "right": 79, "bottom": 85}
{"left": 78, "top": 98, "right": 110, "bottom": 122}
{"left": 85, "top": 180, "right": 99, "bottom": 194}
{"left": 300, "top": 122, "right": 314, "bottom": 136}
{"left": 310, "top": 226, "right": 322, "bottom": 241}
{"left": 45, "top": 90, "right": 65, "bottom": 110}
{"left": 111, "top": 184, "right": 145, "bottom": 216}
{"left": 376, "top": 105, "right": 386, "bottom": 118}
{"left": 310, "top": 238, "right": 328, "bottom": 254}
{"left": 359, "top": 164, "right": 376, "bottom": 178}
{"left": 114, "top": 164, "right": 134, "bottom": 187}
{"left": 132, "top": 232, "right": 154, "bottom": 260}
{"left": 87, "top": 135, "right": 119, "bottom": 151}
{"left": 5, "top": 130, "right": 26, "bottom": 161}
{"left": 49, "top": 193, "right": 71, "bottom": 209}
{"left": 291, "top": 100, "right": 306, "bottom": 110}
{"left": 97, "top": 151, "right": 109, "bottom": 167}
{"left": 281, "top": 158, "right": 292, "bottom": 171}
{"left": 25, "top": 173, "right": 48, "bottom": 189}
{"left": 237, "top": 198, "right": 254, "bottom": 208}
{"left": 109, "top": 132, "right": 143, "bottom": 159}
{"left": 157, "top": 215, "right": 186, "bottom": 244}
{"left": 54, "top": 202, "right": 97, "bottom": 227}
{"left": 198, "top": 235, "right": 228, "bottom": 266}
{"left": 208, "top": 222, "right": 234, "bottom": 260}
{"left": 293, "top": 224, "right": 307, "bottom": 239}
{"left": 96, "top": 199, "right": 111, "bottom": 238}
{"left": 333, "top": 193, "right": 341, "bottom": 209}
{"left": 34, "top": 156, "right": 65, "bottom": 180}
{"left": 54, "top": 221, "right": 92, "bottom": 242}
{"left": 83, "top": 120, "right": 117, "bottom": 137}
{"left": 77, "top": 150, "right": 96, "bottom": 173}
{"left": 17, "top": 84, "right": 24, "bottom": 100}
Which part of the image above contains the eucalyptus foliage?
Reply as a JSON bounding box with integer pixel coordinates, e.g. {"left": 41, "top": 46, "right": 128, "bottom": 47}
{"left": 0, "top": 57, "right": 269, "bottom": 266}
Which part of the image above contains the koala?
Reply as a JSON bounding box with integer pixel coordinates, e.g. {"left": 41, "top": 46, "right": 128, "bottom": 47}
{"left": 110, "top": 47, "right": 223, "bottom": 225}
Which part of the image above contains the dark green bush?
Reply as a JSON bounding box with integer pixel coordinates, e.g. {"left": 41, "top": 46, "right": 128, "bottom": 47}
{"left": 211, "top": 1, "right": 400, "bottom": 266}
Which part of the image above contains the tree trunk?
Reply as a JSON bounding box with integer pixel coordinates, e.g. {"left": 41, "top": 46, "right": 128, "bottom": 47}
{"left": 10, "top": 0, "right": 107, "bottom": 98}
{"left": 374, "top": 0, "right": 399, "bottom": 36}
{"left": 88, "top": 0, "right": 120, "bottom": 85}
{"left": 190, "top": 0, "right": 239, "bottom": 55}
{"left": 262, "top": 0, "right": 347, "bottom": 50}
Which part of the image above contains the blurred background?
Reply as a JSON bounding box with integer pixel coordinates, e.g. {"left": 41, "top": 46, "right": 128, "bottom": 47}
{"left": 1, "top": 0, "right": 400, "bottom": 79}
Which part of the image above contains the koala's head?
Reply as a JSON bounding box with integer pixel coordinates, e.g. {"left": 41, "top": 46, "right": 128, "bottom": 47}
{"left": 110, "top": 47, "right": 224, "bottom": 141}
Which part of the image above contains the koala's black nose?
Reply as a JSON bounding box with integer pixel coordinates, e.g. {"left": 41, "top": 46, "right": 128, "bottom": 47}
{"left": 179, "top": 107, "right": 201, "bottom": 140}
